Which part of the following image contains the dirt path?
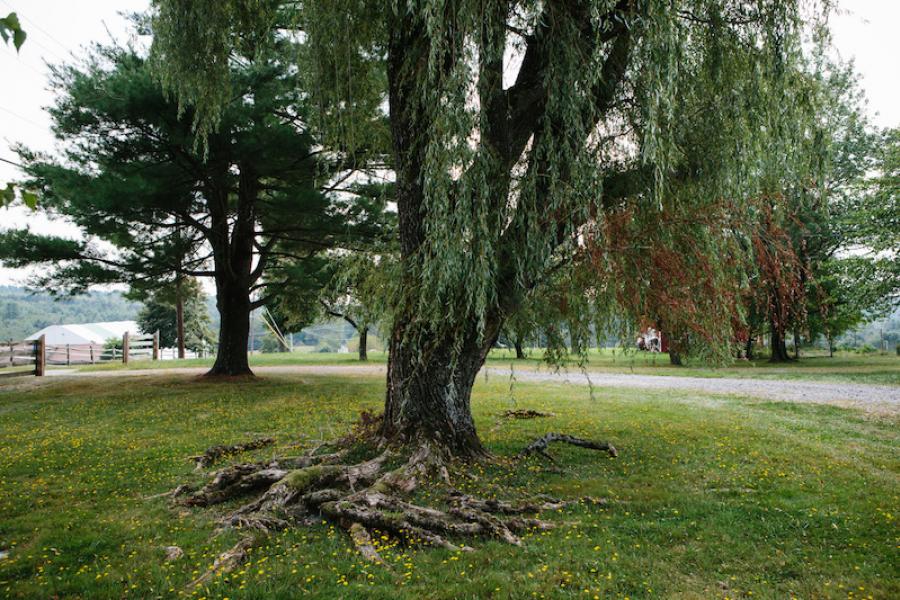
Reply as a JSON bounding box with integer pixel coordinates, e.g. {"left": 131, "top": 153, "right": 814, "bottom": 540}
{"left": 27, "top": 363, "right": 899, "bottom": 415}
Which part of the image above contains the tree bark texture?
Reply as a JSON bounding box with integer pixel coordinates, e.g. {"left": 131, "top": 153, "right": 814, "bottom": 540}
{"left": 769, "top": 326, "right": 792, "bottom": 362}
{"left": 514, "top": 336, "right": 525, "bottom": 360}
{"left": 206, "top": 165, "right": 257, "bottom": 376}
{"left": 210, "top": 278, "right": 252, "bottom": 375}
{"left": 383, "top": 319, "right": 500, "bottom": 458}
{"left": 358, "top": 327, "right": 368, "bottom": 362}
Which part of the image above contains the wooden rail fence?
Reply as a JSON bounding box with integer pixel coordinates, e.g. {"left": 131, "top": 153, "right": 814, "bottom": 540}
{"left": 1, "top": 331, "right": 159, "bottom": 377}
{"left": 0, "top": 336, "right": 43, "bottom": 378}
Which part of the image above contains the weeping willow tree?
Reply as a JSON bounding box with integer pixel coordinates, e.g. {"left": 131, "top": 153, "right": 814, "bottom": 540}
{"left": 150, "top": 0, "right": 831, "bottom": 560}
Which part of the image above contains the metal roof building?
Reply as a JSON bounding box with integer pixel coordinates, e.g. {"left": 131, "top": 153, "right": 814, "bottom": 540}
{"left": 25, "top": 321, "right": 140, "bottom": 345}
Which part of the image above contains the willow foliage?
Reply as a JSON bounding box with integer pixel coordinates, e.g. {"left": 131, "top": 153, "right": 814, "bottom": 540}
{"left": 151, "top": 0, "right": 833, "bottom": 365}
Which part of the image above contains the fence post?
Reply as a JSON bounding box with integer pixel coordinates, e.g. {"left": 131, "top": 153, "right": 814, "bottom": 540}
{"left": 90, "top": 345, "right": 95, "bottom": 363}
{"left": 8, "top": 340, "right": 12, "bottom": 367}
{"left": 122, "top": 332, "right": 130, "bottom": 365}
{"left": 35, "top": 335, "right": 45, "bottom": 377}
{"left": 152, "top": 330, "right": 160, "bottom": 360}
{"left": 66, "top": 344, "right": 70, "bottom": 366}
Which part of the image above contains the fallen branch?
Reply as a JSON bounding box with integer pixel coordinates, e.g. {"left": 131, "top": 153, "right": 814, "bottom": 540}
{"left": 502, "top": 409, "right": 555, "bottom": 419}
{"left": 519, "top": 433, "right": 618, "bottom": 463}
{"left": 191, "top": 437, "right": 275, "bottom": 470}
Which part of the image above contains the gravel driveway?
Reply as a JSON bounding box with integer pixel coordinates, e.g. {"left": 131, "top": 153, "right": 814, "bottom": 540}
{"left": 25, "top": 363, "right": 900, "bottom": 415}
{"left": 485, "top": 367, "right": 900, "bottom": 415}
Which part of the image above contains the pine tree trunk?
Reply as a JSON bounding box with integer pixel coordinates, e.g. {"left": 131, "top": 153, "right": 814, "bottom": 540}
{"left": 793, "top": 328, "right": 800, "bottom": 359}
{"left": 205, "top": 165, "right": 256, "bottom": 376}
{"left": 209, "top": 277, "right": 252, "bottom": 376}
{"left": 358, "top": 327, "right": 368, "bottom": 362}
{"left": 514, "top": 336, "right": 525, "bottom": 360}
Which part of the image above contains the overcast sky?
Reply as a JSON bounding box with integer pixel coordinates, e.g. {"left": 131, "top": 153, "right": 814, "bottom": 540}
{"left": 0, "top": 0, "right": 898, "bottom": 287}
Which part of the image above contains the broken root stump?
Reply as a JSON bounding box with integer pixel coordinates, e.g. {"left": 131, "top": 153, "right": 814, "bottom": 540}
{"left": 191, "top": 437, "right": 275, "bottom": 470}
{"left": 174, "top": 431, "right": 617, "bottom": 579}
{"left": 519, "top": 433, "right": 618, "bottom": 464}
{"left": 187, "top": 537, "right": 255, "bottom": 590}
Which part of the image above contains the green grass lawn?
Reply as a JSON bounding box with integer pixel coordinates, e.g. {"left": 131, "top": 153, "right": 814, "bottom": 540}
{"left": 71, "top": 348, "right": 900, "bottom": 386}
{"left": 1, "top": 373, "right": 897, "bottom": 598}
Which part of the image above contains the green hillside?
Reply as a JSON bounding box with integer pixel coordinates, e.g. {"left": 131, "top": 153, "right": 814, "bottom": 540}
{"left": 0, "top": 286, "right": 140, "bottom": 341}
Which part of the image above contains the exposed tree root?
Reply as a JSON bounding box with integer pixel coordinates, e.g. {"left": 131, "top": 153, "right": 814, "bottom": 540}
{"left": 163, "top": 545, "right": 183, "bottom": 561}
{"left": 183, "top": 449, "right": 350, "bottom": 508}
{"left": 519, "top": 433, "right": 618, "bottom": 463}
{"left": 448, "top": 491, "right": 606, "bottom": 513}
{"left": 502, "top": 409, "right": 555, "bottom": 419}
{"left": 349, "top": 522, "right": 389, "bottom": 566}
{"left": 190, "top": 437, "right": 275, "bottom": 470}
{"left": 172, "top": 429, "right": 617, "bottom": 579}
{"left": 144, "top": 483, "right": 192, "bottom": 500}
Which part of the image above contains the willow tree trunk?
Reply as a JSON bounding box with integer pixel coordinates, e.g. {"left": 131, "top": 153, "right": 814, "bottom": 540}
{"left": 669, "top": 351, "right": 682, "bottom": 366}
{"left": 382, "top": 8, "right": 474, "bottom": 454}
{"left": 358, "top": 327, "right": 368, "bottom": 362}
{"left": 745, "top": 335, "right": 754, "bottom": 360}
{"left": 514, "top": 336, "right": 525, "bottom": 360}
{"left": 380, "top": 4, "right": 510, "bottom": 457}
{"left": 383, "top": 320, "right": 500, "bottom": 458}
{"left": 770, "top": 327, "right": 791, "bottom": 362}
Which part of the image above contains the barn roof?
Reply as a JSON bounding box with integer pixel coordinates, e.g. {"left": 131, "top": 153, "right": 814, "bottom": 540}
{"left": 25, "top": 321, "right": 140, "bottom": 345}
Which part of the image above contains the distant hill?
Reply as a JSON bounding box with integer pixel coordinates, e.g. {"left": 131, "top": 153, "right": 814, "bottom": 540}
{"left": 837, "top": 305, "right": 900, "bottom": 352}
{"left": 0, "top": 286, "right": 140, "bottom": 341}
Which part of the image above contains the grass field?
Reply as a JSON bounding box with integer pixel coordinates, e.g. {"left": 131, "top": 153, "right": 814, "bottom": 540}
{"left": 1, "top": 372, "right": 897, "bottom": 598}
{"left": 71, "top": 349, "right": 900, "bottom": 386}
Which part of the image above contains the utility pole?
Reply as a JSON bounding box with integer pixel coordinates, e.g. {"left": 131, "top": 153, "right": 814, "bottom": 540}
{"left": 175, "top": 274, "right": 186, "bottom": 359}
{"left": 249, "top": 309, "right": 255, "bottom": 355}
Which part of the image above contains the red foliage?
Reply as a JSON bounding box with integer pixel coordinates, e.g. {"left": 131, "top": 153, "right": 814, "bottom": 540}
{"left": 584, "top": 198, "right": 745, "bottom": 355}
{"left": 746, "top": 197, "right": 810, "bottom": 344}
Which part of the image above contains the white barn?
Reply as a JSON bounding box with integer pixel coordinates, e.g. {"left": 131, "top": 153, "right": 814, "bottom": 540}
{"left": 25, "top": 321, "right": 140, "bottom": 345}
